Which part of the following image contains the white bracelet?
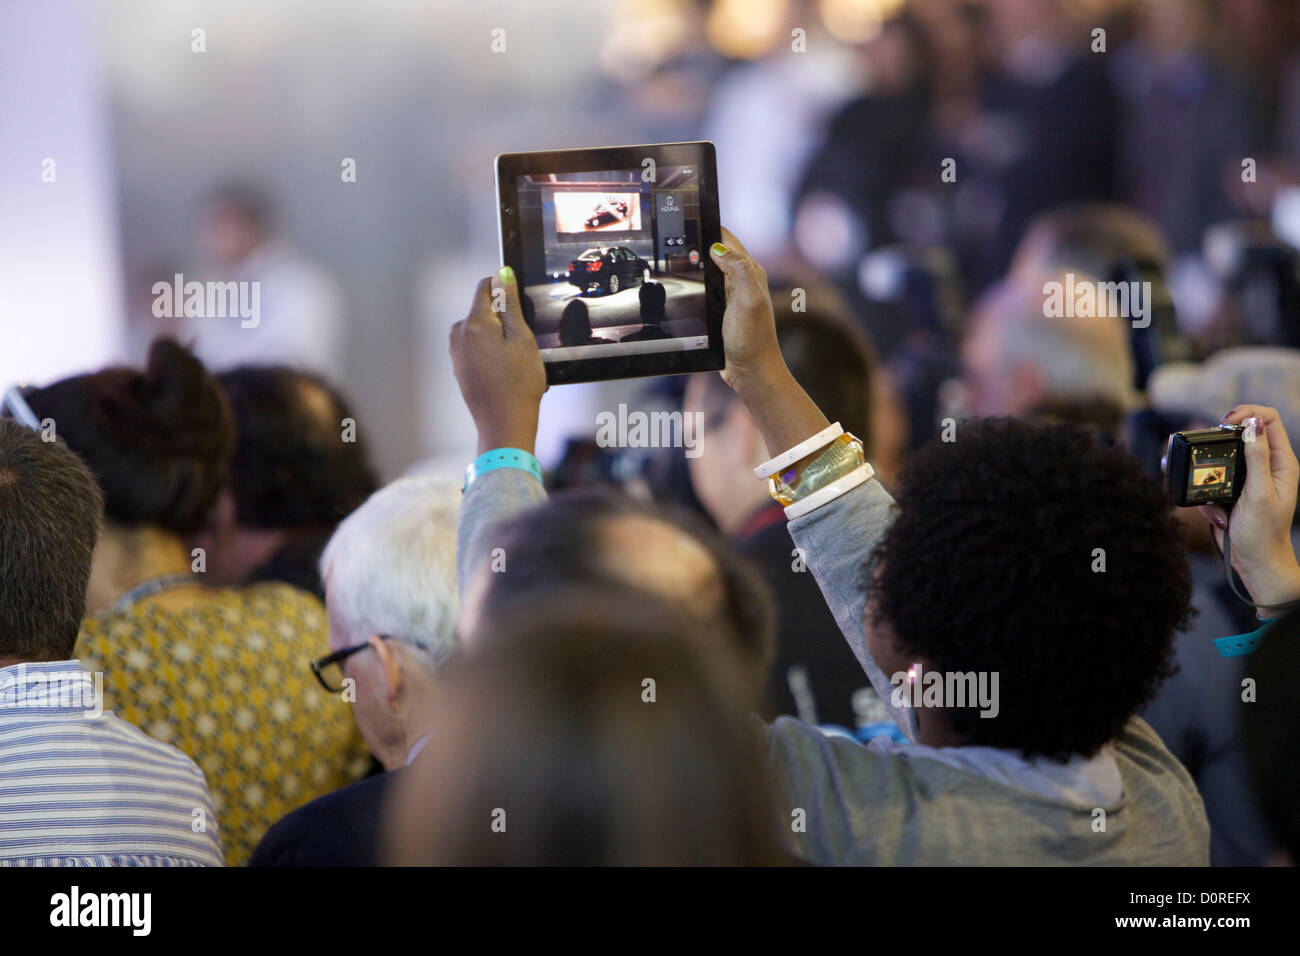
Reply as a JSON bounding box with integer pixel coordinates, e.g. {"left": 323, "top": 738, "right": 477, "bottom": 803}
{"left": 783, "top": 462, "right": 875, "bottom": 519}
{"left": 753, "top": 422, "right": 844, "bottom": 479}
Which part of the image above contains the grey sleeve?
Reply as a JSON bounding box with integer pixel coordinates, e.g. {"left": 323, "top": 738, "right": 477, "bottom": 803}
{"left": 786, "top": 478, "right": 917, "bottom": 741}
{"left": 456, "top": 467, "right": 548, "bottom": 595}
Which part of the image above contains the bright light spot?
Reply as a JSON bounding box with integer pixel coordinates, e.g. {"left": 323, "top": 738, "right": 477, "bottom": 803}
{"left": 818, "top": 0, "right": 900, "bottom": 45}
{"left": 794, "top": 192, "right": 863, "bottom": 271}
{"left": 706, "top": 0, "right": 788, "bottom": 60}
{"left": 599, "top": 0, "right": 691, "bottom": 82}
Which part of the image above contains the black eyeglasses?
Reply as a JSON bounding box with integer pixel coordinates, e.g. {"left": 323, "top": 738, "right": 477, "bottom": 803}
{"left": 310, "top": 635, "right": 431, "bottom": 692}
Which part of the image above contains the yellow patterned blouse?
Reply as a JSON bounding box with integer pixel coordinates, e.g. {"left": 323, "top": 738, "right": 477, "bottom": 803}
{"left": 77, "top": 581, "right": 371, "bottom": 866}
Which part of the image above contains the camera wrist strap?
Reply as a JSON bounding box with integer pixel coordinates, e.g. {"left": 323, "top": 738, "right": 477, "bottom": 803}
{"left": 1214, "top": 525, "right": 1300, "bottom": 614}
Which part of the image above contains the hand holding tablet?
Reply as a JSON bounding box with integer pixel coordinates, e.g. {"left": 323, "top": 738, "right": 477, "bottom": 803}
{"left": 495, "top": 141, "right": 725, "bottom": 384}
{"left": 451, "top": 215, "right": 828, "bottom": 484}
{"left": 448, "top": 269, "right": 547, "bottom": 455}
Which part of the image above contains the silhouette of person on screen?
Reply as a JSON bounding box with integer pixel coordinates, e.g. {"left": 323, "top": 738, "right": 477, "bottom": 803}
{"left": 620, "top": 282, "right": 671, "bottom": 342}
{"left": 559, "top": 299, "right": 611, "bottom": 347}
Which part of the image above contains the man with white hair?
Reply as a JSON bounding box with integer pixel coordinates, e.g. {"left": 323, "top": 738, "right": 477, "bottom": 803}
{"left": 956, "top": 271, "right": 1136, "bottom": 438}
{"left": 250, "top": 475, "right": 459, "bottom": 866}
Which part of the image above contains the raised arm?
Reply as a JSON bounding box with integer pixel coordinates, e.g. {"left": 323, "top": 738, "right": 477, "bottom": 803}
{"left": 708, "top": 232, "right": 915, "bottom": 739}
{"left": 449, "top": 268, "right": 549, "bottom": 594}
{"left": 709, "top": 231, "right": 830, "bottom": 456}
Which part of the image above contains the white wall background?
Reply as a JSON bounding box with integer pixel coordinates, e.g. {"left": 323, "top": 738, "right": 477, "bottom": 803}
{"left": 0, "top": 0, "right": 125, "bottom": 388}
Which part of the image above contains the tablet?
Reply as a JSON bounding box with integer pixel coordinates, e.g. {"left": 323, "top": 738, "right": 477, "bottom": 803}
{"left": 495, "top": 141, "right": 725, "bottom": 384}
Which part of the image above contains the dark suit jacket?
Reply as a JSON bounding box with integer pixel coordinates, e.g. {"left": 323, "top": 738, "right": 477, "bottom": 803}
{"left": 250, "top": 768, "right": 400, "bottom": 867}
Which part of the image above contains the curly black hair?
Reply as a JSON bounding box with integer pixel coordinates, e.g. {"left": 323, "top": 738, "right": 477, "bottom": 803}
{"left": 872, "top": 417, "right": 1191, "bottom": 761}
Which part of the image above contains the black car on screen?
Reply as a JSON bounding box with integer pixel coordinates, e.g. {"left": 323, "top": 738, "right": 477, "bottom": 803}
{"left": 567, "top": 246, "right": 651, "bottom": 295}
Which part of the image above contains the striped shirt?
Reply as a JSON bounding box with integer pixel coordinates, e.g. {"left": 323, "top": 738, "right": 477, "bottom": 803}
{"left": 0, "top": 660, "right": 224, "bottom": 867}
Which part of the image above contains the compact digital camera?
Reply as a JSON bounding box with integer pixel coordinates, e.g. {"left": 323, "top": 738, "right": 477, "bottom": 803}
{"left": 1162, "top": 424, "right": 1247, "bottom": 507}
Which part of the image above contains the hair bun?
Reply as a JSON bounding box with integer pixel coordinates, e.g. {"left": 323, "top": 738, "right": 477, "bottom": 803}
{"left": 142, "top": 339, "right": 214, "bottom": 428}
{"left": 30, "top": 338, "right": 235, "bottom": 534}
{"left": 91, "top": 339, "right": 231, "bottom": 461}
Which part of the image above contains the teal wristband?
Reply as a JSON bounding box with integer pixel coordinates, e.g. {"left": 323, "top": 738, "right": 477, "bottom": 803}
{"left": 1214, "top": 619, "right": 1275, "bottom": 658}
{"left": 463, "top": 448, "right": 543, "bottom": 492}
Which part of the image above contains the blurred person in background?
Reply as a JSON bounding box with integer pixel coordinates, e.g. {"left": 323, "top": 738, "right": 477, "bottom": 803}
{"left": 791, "top": 8, "right": 949, "bottom": 359}
{"left": 793, "top": 10, "right": 935, "bottom": 271}
{"left": 960, "top": 0, "right": 1118, "bottom": 288}
{"left": 192, "top": 366, "right": 379, "bottom": 600}
{"left": 459, "top": 487, "right": 776, "bottom": 716}
{"left": 856, "top": 245, "right": 969, "bottom": 445}
{"left": 387, "top": 593, "right": 787, "bottom": 866}
{"left": 252, "top": 476, "right": 459, "bottom": 866}
{"left": 1109, "top": 0, "right": 1253, "bottom": 256}
{"left": 919, "top": 0, "right": 989, "bottom": 146}
{"left": 793, "top": 0, "right": 1119, "bottom": 332}
{"left": 701, "top": 1, "right": 865, "bottom": 263}
{"left": 954, "top": 271, "right": 1136, "bottom": 440}
{"left": 1141, "top": 347, "right": 1300, "bottom": 865}
{"left": 1199, "top": 219, "right": 1300, "bottom": 353}
{"left": 1219, "top": 0, "right": 1300, "bottom": 151}
{"left": 1009, "top": 202, "right": 1183, "bottom": 389}
{"left": 188, "top": 183, "right": 347, "bottom": 382}
{"left": 26, "top": 339, "right": 368, "bottom": 866}
{"left": 0, "top": 418, "right": 223, "bottom": 867}
{"left": 684, "top": 282, "right": 908, "bottom": 730}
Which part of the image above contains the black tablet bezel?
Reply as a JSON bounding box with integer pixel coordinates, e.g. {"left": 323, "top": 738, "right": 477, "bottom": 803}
{"left": 495, "top": 141, "right": 724, "bottom": 385}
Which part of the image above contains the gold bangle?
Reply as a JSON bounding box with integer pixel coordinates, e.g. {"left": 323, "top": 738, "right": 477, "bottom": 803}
{"left": 766, "top": 433, "right": 866, "bottom": 506}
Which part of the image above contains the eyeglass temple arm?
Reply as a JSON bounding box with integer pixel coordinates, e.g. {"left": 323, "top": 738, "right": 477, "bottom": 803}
{"left": 2, "top": 387, "right": 40, "bottom": 429}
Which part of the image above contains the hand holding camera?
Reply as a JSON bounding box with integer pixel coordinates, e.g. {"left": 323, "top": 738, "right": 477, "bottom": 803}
{"left": 1195, "top": 405, "right": 1300, "bottom": 615}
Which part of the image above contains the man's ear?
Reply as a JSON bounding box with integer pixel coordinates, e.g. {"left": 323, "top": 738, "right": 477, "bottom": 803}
{"left": 367, "top": 635, "right": 403, "bottom": 710}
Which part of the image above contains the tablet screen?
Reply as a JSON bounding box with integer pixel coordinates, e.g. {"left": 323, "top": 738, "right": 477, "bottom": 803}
{"left": 514, "top": 165, "right": 711, "bottom": 361}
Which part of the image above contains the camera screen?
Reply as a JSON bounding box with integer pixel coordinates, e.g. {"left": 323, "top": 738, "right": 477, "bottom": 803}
{"left": 1184, "top": 442, "right": 1239, "bottom": 502}
{"left": 514, "top": 166, "right": 709, "bottom": 360}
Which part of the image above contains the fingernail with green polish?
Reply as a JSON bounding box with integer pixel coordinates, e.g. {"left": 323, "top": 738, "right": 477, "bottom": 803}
{"left": 498, "top": 265, "right": 515, "bottom": 282}
{"left": 710, "top": 242, "right": 728, "bottom": 257}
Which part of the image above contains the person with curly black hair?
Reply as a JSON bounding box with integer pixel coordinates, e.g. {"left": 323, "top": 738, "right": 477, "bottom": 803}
{"left": 698, "top": 230, "right": 1212, "bottom": 865}
{"left": 703, "top": 236, "right": 1297, "bottom": 866}
{"left": 445, "top": 231, "right": 1270, "bottom": 865}
{"left": 870, "top": 416, "right": 1190, "bottom": 761}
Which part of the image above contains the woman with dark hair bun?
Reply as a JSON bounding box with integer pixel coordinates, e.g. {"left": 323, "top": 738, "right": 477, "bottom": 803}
{"left": 26, "top": 339, "right": 368, "bottom": 866}
{"left": 30, "top": 338, "right": 235, "bottom": 539}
